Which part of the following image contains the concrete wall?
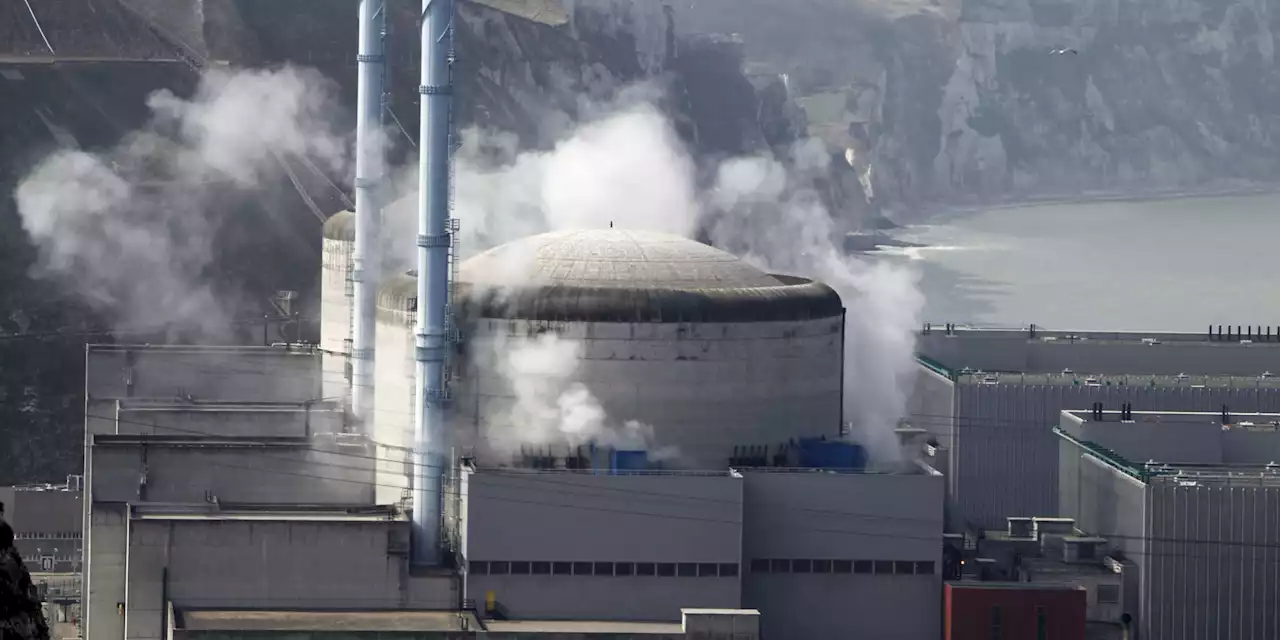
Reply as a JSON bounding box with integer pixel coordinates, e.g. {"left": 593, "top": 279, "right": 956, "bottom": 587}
{"left": 373, "top": 313, "right": 415, "bottom": 506}
{"left": 1074, "top": 419, "right": 1225, "bottom": 465}
{"left": 465, "top": 471, "right": 743, "bottom": 621}
{"left": 87, "top": 504, "right": 129, "bottom": 640}
{"left": 119, "top": 519, "right": 440, "bottom": 640}
{"left": 451, "top": 317, "right": 844, "bottom": 468}
{"left": 1144, "top": 479, "right": 1280, "bottom": 640}
{"left": 918, "top": 330, "right": 1280, "bottom": 376}
{"left": 86, "top": 346, "right": 322, "bottom": 404}
{"left": 320, "top": 235, "right": 353, "bottom": 405}
{"left": 921, "top": 375, "right": 1280, "bottom": 528}
{"left": 740, "top": 471, "right": 944, "bottom": 640}
{"left": 4, "top": 488, "right": 83, "bottom": 573}
{"left": 90, "top": 443, "right": 373, "bottom": 505}
{"left": 113, "top": 405, "right": 340, "bottom": 439}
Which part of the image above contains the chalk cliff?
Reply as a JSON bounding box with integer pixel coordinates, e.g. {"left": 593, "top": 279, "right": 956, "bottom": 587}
{"left": 680, "top": 0, "right": 1280, "bottom": 214}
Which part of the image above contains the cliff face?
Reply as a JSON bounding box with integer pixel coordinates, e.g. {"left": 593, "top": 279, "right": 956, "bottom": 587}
{"left": 680, "top": 0, "right": 1280, "bottom": 213}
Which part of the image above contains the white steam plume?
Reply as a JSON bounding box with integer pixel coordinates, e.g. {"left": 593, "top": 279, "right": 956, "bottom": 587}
{"left": 435, "top": 89, "right": 923, "bottom": 463}
{"left": 14, "top": 66, "right": 350, "bottom": 338}
{"left": 379, "top": 99, "right": 696, "bottom": 274}
{"left": 705, "top": 138, "right": 925, "bottom": 462}
{"left": 484, "top": 332, "right": 663, "bottom": 462}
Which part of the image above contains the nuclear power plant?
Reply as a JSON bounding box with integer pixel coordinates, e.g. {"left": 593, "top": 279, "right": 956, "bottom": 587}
{"left": 76, "top": 1, "right": 948, "bottom": 638}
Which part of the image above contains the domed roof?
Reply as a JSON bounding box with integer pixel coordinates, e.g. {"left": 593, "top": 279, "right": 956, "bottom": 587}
{"left": 379, "top": 229, "right": 844, "bottom": 323}
{"left": 322, "top": 210, "right": 355, "bottom": 241}
{"left": 459, "top": 229, "right": 782, "bottom": 290}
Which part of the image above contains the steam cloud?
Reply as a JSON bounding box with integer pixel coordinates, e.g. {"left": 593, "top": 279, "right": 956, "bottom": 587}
{"left": 483, "top": 332, "right": 663, "bottom": 461}
{"left": 705, "top": 139, "right": 925, "bottom": 462}
{"left": 13, "top": 66, "right": 350, "bottom": 339}
{"left": 443, "top": 93, "right": 924, "bottom": 463}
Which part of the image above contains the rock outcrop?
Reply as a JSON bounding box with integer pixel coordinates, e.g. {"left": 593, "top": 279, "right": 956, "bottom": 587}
{"left": 0, "top": 516, "right": 50, "bottom": 640}
{"left": 680, "top": 0, "right": 1280, "bottom": 215}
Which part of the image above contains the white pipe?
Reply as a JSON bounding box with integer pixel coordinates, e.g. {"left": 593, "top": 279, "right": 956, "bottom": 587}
{"left": 352, "top": 0, "right": 385, "bottom": 428}
{"left": 414, "top": 0, "right": 455, "bottom": 566}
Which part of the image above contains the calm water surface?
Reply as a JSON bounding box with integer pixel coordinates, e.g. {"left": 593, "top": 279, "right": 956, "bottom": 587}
{"left": 875, "top": 193, "right": 1280, "bottom": 332}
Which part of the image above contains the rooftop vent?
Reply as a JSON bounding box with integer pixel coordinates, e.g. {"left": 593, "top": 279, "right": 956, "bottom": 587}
{"left": 1033, "top": 517, "right": 1075, "bottom": 537}
{"left": 1007, "top": 517, "right": 1034, "bottom": 538}
{"left": 1062, "top": 536, "right": 1107, "bottom": 563}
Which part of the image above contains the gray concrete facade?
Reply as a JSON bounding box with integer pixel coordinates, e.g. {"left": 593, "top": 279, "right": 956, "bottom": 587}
{"left": 1, "top": 485, "right": 83, "bottom": 573}
{"left": 911, "top": 327, "right": 1280, "bottom": 529}
{"left": 1057, "top": 409, "right": 1280, "bottom": 640}
{"left": 83, "top": 345, "right": 456, "bottom": 640}
{"left": 463, "top": 465, "right": 945, "bottom": 639}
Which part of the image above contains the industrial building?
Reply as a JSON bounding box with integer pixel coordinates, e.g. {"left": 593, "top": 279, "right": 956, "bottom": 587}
{"left": 2, "top": 480, "right": 83, "bottom": 574}
{"left": 1057, "top": 408, "right": 1280, "bottom": 640}
{"left": 80, "top": 341, "right": 945, "bottom": 640}
{"left": 364, "top": 228, "right": 847, "bottom": 473}
{"left": 943, "top": 582, "right": 1086, "bottom": 640}
{"left": 911, "top": 325, "right": 1280, "bottom": 529}
{"left": 70, "top": 0, "right": 954, "bottom": 637}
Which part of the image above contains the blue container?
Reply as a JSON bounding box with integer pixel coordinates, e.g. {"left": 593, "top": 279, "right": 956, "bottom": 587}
{"left": 797, "top": 440, "right": 866, "bottom": 471}
{"left": 611, "top": 450, "right": 650, "bottom": 473}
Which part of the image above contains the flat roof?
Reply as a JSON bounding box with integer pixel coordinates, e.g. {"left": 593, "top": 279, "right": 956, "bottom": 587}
{"left": 1065, "top": 409, "right": 1280, "bottom": 428}
{"left": 917, "top": 326, "right": 1280, "bottom": 378}
{"left": 483, "top": 620, "right": 685, "bottom": 634}
{"left": 1056, "top": 427, "right": 1280, "bottom": 484}
{"left": 88, "top": 343, "right": 319, "bottom": 355}
{"left": 682, "top": 608, "right": 760, "bottom": 616}
{"left": 177, "top": 610, "right": 477, "bottom": 632}
{"left": 132, "top": 506, "right": 402, "bottom": 523}
{"left": 117, "top": 401, "right": 340, "bottom": 413}
{"left": 947, "top": 581, "right": 1088, "bottom": 591}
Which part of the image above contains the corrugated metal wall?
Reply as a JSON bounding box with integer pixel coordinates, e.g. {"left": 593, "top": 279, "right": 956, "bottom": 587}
{"left": 953, "top": 382, "right": 1280, "bottom": 528}
{"left": 1145, "top": 480, "right": 1280, "bottom": 640}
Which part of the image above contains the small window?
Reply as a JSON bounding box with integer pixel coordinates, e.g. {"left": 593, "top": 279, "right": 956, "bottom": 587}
{"left": 531, "top": 561, "right": 551, "bottom": 575}
{"left": 1035, "top": 605, "right": 1047, "bottom": 640}
{"left": 593, "top": 562, "right": 613, "bottom": 576}
{"left": 833, "top": 560, "right": 853, "bottom": 574}
{"left": 677, "top": 563, "right": 698, "bottom": 577}
{"left": 510, "top": 561, "right": 530, "bottom": 575}
{"left": 771, "top": 559, "right": 791, "bottom": 573}
{"left": 874, "top": 561, "right": 894, "bottom": 575}
{"left": 792, "top": 559, "right": 813, "bottom": 573}
{"left": 469, "top": 561, "right": 489, "bottom": 575}
{"left": 1097, "top": 584, "right": 1120, "bottom": 604}
{"left": 813, "top": 560, "right": 832, "bottom": 574}
{"left": 490, "top": 561, "right": 510, "bottom": 575}
{"left": 914, "top": 561, "right": 935, "bottom": 575}
{"left": 614, "top": 562, "right": 634, "bottom": 576}
{"left": 657, "top": 563, "right": 676, "bottom": 577}
{"left": 718, "top": 563, "right": 739, "bottom": 577}
{"left": 553, "top": 562, "right": 572, "bottom": 575}
{"left": 750, "top": 559, "right": 770, "bottom": 573}
{"left": 990, "top": 606, "right": 1003, "bottom": 640}
{"left": 572, "top": 562, "right": 592, "bottom": 575}
{"left": 637, "top": 563, "right": 657, "bottom": 576}
{"left": 853, "top": 560, "right": 873, "bottom": 574}
{"left": 697, "top": 563, "right": 719, "bottom": 577}
{"left": 894, "top": 561, "right": 915, "bottom": 575}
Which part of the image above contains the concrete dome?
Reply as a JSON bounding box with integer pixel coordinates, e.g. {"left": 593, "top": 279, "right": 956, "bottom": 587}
{"left": 454, "top": 229, "right": 844, "bottom": 323}
{"left": 322, "top": 210, "right": 355, "bottom": 241}
{"left": 460, "top": 228, "right": 781, "bottom": 289}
